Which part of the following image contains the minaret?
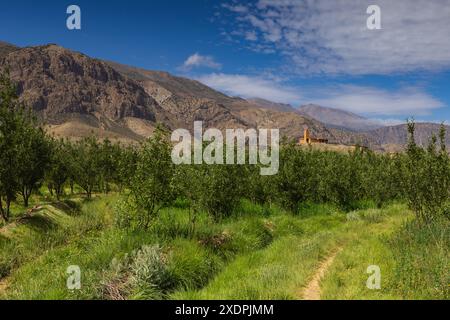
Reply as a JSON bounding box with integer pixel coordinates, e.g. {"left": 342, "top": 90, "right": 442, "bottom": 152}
{"left": 304, "top": 128, "right": 310, "bottom": 144}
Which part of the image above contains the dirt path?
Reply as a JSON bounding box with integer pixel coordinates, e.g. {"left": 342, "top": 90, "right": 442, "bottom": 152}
{"left": 0, "top": 277, "right": 9, "bottom": 295}
{"left": 301, "top": 247, "right": 343, "bottom": 300}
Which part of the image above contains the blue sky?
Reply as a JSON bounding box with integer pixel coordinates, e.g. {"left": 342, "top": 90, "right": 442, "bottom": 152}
{"left": 1, "top": 0, "right": 449, "bottom": 124}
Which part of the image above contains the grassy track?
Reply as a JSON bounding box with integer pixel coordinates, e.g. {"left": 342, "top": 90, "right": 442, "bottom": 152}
{"left": 1, "top": 196, "right": 447, "bottom": 300}
{"left": 172, "top": 205, "right": 410, "bottom": 300}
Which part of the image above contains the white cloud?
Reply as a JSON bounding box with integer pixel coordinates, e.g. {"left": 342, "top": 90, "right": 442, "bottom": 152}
{"left": 222, "top": 0, "right": 450, "bottom": 75}
{"left": 181, "top": 53, "right": 222, "bottom": 71}
{"left": 310, "top": 85, "right": 445, "bottom": 116}
{"left": 245, "top": 31, "right": 258, "bottom": 41}
{"left": 221, "top": 3, "right": 249, "bottom": 13}
{"left": 197, "top": 73, "right": 302, "bottom": 104}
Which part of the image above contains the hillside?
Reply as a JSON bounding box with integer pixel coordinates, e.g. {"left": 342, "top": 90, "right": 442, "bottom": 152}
{"left": 0, "top": 41, "right": 18, "bottom": 58}
{"left": 246, "top": 98, "right": 298, "bottom": 113}
{"left": 368, "top": 123, "right": 450, "bottom": 152}
{"left": 298, "top": 104, "right": 383, "bottom": 132}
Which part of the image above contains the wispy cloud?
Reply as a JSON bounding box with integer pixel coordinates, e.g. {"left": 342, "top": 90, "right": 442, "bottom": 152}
{"left": 197, "top": 73, "right": 302, "bottom": 104}
{"left": 180, "top": 53, "right": 222, "bottom": 71}
{"left": 222, "top": 0, "right": 450, "bottom": 75}
{"left": 221, "top": 3, "right": 249, "bottom": 13}
{"left": 310, "top": 85, "right": 445, "bottom": 116}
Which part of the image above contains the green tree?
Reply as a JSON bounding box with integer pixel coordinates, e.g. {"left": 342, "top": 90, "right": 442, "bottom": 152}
{"left": 403, "top": 120, "right": 450, "bottom": 223}
{"left": 129, "top": 127, "right": 175, "bottom": 229}
{"left": 17, "top": 125, "right": 51, "bottom": 207}
{"left": 0, "top": 71, "right": 45, "bottom": 219}
{"left": 73, "top": 136, "right": 102, "bottom": 199}
{"left": 46, "top": 138, "right": 73, "bottom": 200}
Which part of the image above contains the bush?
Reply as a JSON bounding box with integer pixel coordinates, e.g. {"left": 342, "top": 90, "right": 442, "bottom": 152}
{"left": 102, "top": 244, "right": 171, "bottom": 300}
{"left": 129, "top": 245, "right": 172, "bottom": 297}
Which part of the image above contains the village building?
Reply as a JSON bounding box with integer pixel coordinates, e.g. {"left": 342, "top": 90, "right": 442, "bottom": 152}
{"left": 299, "top": 128, "right": 329, "bottom": 145}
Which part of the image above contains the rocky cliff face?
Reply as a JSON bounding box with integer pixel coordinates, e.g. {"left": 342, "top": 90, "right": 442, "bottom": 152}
{"left": 1, "top": 45, "right": 166, "bottom": 125}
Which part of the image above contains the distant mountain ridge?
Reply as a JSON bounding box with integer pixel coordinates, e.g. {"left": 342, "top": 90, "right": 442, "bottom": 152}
{"left": 298, "top": 104, "right": 384, "bottom": 132}
{"left": 368, "top": 123, "right": 450, "bottom": 152}
{"left": 246, "top": 98, "right": 298, "bottom": 113}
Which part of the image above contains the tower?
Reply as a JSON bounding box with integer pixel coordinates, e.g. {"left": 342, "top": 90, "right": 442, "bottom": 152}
{"left": 301, "top": 128, "right": 311, "bottom": 144}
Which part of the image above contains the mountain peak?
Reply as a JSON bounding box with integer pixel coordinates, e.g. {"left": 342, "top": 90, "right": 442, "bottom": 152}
{"left": 0, "top": 41, "right": 19, "bottom": 58}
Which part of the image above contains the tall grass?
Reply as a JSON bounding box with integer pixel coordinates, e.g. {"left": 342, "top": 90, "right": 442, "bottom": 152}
{"left": 389, "top": 219, "right": 449, "bottom": 299}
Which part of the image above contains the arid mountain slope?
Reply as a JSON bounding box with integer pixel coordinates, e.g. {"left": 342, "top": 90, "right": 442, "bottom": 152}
{"left": 298, "top": 104, "right": 383, "bottom": 132}
{"left": 0, "top": 41, "right": 18, "bottom": 58}
{"left": 106, "top": 62, "right": 340, "bottom": 139}
{"left": 367, "top": 123, "right": 450, "bottom": 151}
{"left": 246, "top": 98, "right": 298, "bottom": 113}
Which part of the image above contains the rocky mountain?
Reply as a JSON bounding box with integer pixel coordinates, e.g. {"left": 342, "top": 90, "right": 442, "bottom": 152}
{"left": 246, "top": 98, "right": 297, "bottom": 113}
{"left": 367, "top": 123, "right": 450, "bottom": 152}
{"left": 298, "top": 104, "right": 383, "bottom": 132}
{"left": 0, "top": 43, "right": 338, "bottom": 143}
{"left": 0, "top": 41, "right": 18, "bottom": 58}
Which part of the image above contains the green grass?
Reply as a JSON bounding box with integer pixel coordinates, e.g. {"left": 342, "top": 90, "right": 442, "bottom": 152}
{"left": 171, "top": 208, "right": 397, "bottom": 300}
{"left": 0, "top": 196, "right": 115, "bottom": 279}
{"left": 388, "top": 218, "right": 449, "bottom": 299}
{"left": 1, "top": 196, "right": 447, "bottom": 300}
{"left": 321, "top": 204, "right": 449, "bottom": 300}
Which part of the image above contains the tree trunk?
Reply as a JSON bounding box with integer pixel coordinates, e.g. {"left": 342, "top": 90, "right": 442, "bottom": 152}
{"left": 56, "top": 184, "right": 63, "bottom": 201}
{"left": 0, "top": 196, "right": 8, "bottom": 222}
{"left": 5, "top": 196, "right": 12, "bottom": 222}
{"left": 22, "top": 186, "right": 31, "bottom": 208}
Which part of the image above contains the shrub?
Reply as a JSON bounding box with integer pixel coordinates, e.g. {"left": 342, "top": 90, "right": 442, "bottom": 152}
{"left": 129, "top": 245, "right": 171, "bottom": 296}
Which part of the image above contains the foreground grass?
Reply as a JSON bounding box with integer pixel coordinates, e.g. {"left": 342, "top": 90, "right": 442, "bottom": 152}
{"left": 0, "top": 195, "right": 116, "bottom": 279}
{"left": 321, "top": 212, "right": 449, "bottom": 300}
{"left": 1, "top": 196, "right": 447, "bottom": 300}
{"left": 172, "top": 205, "right": 409, "bottom": 300}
